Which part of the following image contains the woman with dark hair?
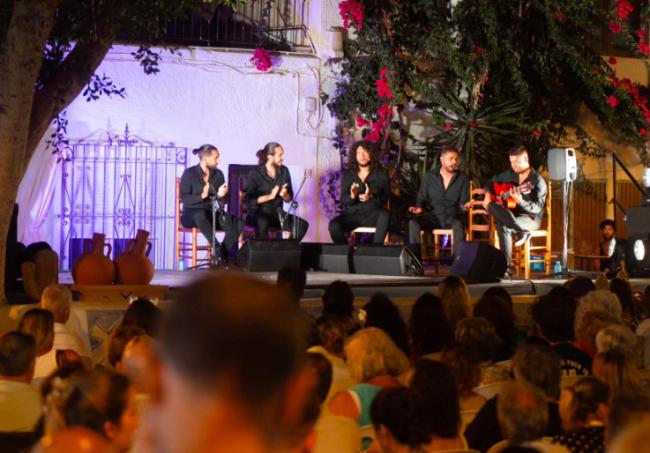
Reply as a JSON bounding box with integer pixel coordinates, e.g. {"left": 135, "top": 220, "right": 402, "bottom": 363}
{"left": 328, "top": 140, "right": 390, "bottom": 244}
{"left": 244, "top": 142, "right": 309, "bottom": 240}
{"left": 120, "top": 298, "right": 163, "bottom": 338}
{"left": 473, "top": 295, "right": 518, "bottom": 360}
{"left": 553, "top": 377, "right": 609, "bottom": 453}
{"left": 363, "top": 293, "right": 410, "bottom": 356}
{"left": 179, "top": 144, "right": 243, "bottom": 262}
{"left": 63, "top": 368, "right": 139, "bottom": 453}
{"left": 609, "top": 278, "right": 641, "bottom": 328}
{"left": 18, "top": 308, "right": 56, "bottom": 383}
{"left": 408, "top": 292, "right": 454, "bottom": 361}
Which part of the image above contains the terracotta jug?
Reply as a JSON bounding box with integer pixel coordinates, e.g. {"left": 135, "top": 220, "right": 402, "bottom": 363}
{"left": 72, "top": 233, "right": 115, "bottom": 285}
{"left": 114, "top": 229, "right": 154, "bottom": 284}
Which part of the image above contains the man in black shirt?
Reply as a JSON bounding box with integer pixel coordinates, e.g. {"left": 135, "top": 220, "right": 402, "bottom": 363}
{"left": 407, "top": 148, "right": 470, "bottom": 259}
{"left": 328, "top": 141, "right": 390, "bottom": 244}
{"left": 598, "top": 219, "right": 627, "bottom": 277}
{"left": 180, "top": 144, "right": 243, "bottom": 261}
{"left": 245, "top": 142, "right": 309, "bottom": 241}
{"left": 484, "top": 145, "right": 547, "bottom": 270}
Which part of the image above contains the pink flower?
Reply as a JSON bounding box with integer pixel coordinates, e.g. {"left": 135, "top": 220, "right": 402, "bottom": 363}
{"left": 356, "top": 116, "right": 370, "bottom": 128}
{"left": 250, "top": 48, "right": 273, "bottom": 72}
{"left": 376, "top": 78, "right": 392, "bottom": 99}
{"left": 615, "top": 0, "right": 634, "bottom": 21}
{"left": 610, "top": 20, "right": 623, "bottom": 34}
{"left": 639, "top": 40, "right": 650, "bottom": 56}
{"left": 609, "top": 56, "right": 617, "bottom": 65}
{"left": 640, "top": 128, "right": 649, "bottom": 136}
{"left": 468, "top": 120, "right": 478, "bottom": 129}
{"left": 608, "top": 95, "right": 620, "bottom": 108}
{"left": 380, "top": 67, "right": 390, "bottom": 78}
{"left": 444, "top": 122, "right": 452, "bottom": 133}
{"left": 637, "top": 29, "right": 647, "bottom": 40}
{"left": 339, "top": 1, "right": 364, "bottom": 30}
{"left": 532, "top": 129, "right": 542, "bottom": 137}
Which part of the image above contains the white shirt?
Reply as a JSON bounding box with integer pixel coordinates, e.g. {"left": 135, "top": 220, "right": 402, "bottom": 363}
{"left": 32, "top": 349, "right": 58, "bottom": 387}
{"left": 0, "top": 380, "right": 42, "bottom": 432}
{"left": 54, "top": 322, "right": 90, "bottom": 359}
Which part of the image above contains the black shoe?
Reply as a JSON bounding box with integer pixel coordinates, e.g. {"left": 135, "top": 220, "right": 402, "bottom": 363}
{"left": 514, "top": 231, "right": 531, "bottom": 247}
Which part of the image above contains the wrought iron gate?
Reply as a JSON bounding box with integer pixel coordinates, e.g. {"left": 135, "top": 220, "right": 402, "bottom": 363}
{"left": 58, "top": 130, "right": 188, "bottom": 270}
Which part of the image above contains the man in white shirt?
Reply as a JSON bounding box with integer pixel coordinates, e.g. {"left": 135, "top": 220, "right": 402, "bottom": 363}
{"left": 40, "top": 285, "right": 92, "bottom": 367}
{"left": 0, "top": 331, "right": 41, "bottom": 432}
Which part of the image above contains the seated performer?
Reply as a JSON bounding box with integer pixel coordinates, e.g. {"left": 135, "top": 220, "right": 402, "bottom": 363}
{"left": 483, "top": 145, "right": 547, "bottom": 273}
{"left": 598, "top": 219, "right": 627, "bottom": 276}
{"left": 245, "top": 142, "right": 309, "bottom": 241}
{"left": 180, "top": 144, "right": 243, "bottom": 261}
{"left": 328, "top": 140, "right": 390, "bottom": 244}
{"left": 407, "top": 148, "right": 470, "bottom": 259}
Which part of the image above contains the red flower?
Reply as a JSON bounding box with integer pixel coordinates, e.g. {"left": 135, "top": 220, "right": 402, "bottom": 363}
{"left": 380, "top": 67, "right": 390, "bottom": 78}
{"left": 339, "top": 1, "right": 364, "bottom": 30}
{"left": 468, "top": 120, "right": 478, "bottom": 129}
{"left": 608, "top": 95, "right": 620, "bottom": 108}
{"left": 609, "top": 56, "right": 617, "bottom": 65}
{"left": 639, "top": 40, "right": 650, "bottom": 56}
{"left": 615, "top": 0, "right": 634, "bottom": 20}
{"left": 637, "top": 29, "right": 647, "bottom": 40}
{"left": 610, "top": 20, "right": 622, "bottom": 34}
{"left": 640, "top": 128, "right": 649, "bottom": 136}
{"left": 356, "top": 116, "right": 370, "bottom": 128}
{"left": 444, "top": 122, "right": 452, "bottom": 132}
{"left": 250, "top": 48, "right": 273, "bottom": 72}
{"left": 532, "top": 129, "right": 542, "bottom": 137}
{"left": 553, "top": 11, "right": 566, "bottom": 22}
{"left": 376, "top": 78, "right": 392, "bottom": 99}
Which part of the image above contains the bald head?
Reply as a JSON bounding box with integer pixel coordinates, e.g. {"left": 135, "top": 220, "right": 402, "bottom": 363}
{"left": 40, "top": 285, "right": 72, "bottom": 323}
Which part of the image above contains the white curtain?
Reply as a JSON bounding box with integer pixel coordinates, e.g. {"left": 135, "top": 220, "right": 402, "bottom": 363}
{"left": 16, "top": 143, "right": 59, "bottom": 245}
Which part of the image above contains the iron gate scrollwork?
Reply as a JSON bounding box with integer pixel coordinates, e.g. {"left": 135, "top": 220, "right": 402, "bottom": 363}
{"left": 58, "top": 129, "right": 188, "bottom": 271}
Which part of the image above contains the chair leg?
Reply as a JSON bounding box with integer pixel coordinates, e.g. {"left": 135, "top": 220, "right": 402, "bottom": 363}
{"left": 524, "top": 242, "right": 531, "bottom": 280}
{"left": 449, "top": 234, "right": 454, "bottom": 257}
{"left": 191, "top": 229, "right": 198, "bottom": 268}
{"left": 434, "top": 233, "right": 440, "bottom": 274}
{"left": 175, "top": 230, "right": 180, "bottom": 270}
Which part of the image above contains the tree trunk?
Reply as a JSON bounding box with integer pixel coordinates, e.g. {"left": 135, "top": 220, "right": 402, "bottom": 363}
{"left": 0, "top": 0, "right": 60, "bottom": 302}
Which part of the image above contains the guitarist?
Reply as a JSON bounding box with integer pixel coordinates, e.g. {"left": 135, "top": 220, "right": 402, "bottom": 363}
{"left": 483, "top": 145, "right": 547, "bottom": 273}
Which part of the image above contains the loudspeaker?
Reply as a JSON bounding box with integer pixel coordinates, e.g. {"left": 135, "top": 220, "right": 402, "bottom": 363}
{"left": 300, "top": 243, "right": 352, "bottom": 273}
{"left": 236, "top": 240, "right": 301, "bottom": 272}
{"left": 450, "top": 242, "right": 507, "bottom": 282}
{"left": 352, "top": 245, "right": 423, "bottom": 276}
{"left": 548, "top": 148, "right": 578, "bottom": 182}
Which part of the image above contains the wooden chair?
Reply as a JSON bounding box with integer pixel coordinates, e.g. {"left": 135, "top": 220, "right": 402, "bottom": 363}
{"left": 420, "top": 229, "right": 453, "bottom": 274}
{"left": 175, "top": 177, "right": 212, "bottom": 269}
{"left": 468, "top": 181, "right": 492, "bottom": 242}
{"left": 512, "top": 180, "right": 552, "bottom": 280}
{"left": 349, "top": 200, "right": 391, "bottom": 246}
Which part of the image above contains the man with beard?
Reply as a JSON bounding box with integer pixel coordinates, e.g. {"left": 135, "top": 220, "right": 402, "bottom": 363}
{"left": 245, "top": 142, "right": 309, "bottom": 241}
{"left": 483, "top": 145, "right": 547, "bottom": 274}
{"left": 180, "top": 144, "right": 243, "bottom": 263}
{"left": 328, "top": 140, "right": 390, "bottom": 244}
{"left": 598, "top": 219, "right": 627, "bottom": 277}
{"left": 407, "top": 148, "right": 470, "bottom": 260}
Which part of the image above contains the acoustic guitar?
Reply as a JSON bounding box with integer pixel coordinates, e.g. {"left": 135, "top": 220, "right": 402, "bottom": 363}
{"left": 492, "top": 181, "right": 533, "bottom": 209}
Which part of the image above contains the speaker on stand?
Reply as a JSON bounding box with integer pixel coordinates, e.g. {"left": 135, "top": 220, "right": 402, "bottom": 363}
{"left": 546, "top": 148, "right": 579, "bottom": 278}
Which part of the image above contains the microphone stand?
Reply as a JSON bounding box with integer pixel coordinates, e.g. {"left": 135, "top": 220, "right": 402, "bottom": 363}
{"left": 285, "top": 171, "right": 307, "bottom": 239}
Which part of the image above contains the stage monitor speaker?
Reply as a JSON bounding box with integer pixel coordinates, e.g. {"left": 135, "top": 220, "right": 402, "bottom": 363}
{"left": 236, "top": 240, "right": 301, "bottom": 272}
{"left": 450, "top": 242, "right": 507, "bottom": 283}
{"left": 300, "top": 243, "right": 352, "bottom": 273}
{"left": 352, "top": 245, "right": 423, "bottom": 276}
{"left": 548, "top": 148, "right": 578, "bottom": 182}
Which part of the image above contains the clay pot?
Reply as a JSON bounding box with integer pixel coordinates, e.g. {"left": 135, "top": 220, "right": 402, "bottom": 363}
{"left": 72, "top": 233, "right": 115, "bottom": 285}
{"left": 114, "top": 229, "right": 154, "bottom": 284}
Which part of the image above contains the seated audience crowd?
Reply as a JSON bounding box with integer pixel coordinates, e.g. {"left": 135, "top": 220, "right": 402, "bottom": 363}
{"left": 0, "top": 272, "right": 649, "bottom": 453}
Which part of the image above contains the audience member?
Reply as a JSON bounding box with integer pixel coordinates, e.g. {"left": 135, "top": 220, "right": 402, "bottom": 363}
{"left": 120, "top": 298, "right": 163, "bottom": 338}
{"left": 0, "top": 331, "right": 41, "bottom": 432}
{"left": 608, "top": 419, "right": 650, "bottom": 453}
{"left": 553, "top": 377, "right": 608, "bottom": 453}
{"left": 363, "top": 293, "right": 410, "bottom": 356}
{"left": 18, "top": 308, "right": 57, "bottom": 383}
{"left": 309, "top": 315, "right": 354, "bottom": 401}
{"left": 40, "top": 285, "right": 91, "bottom": 367}
{"left": 120, "top": 335, "right": 162, "bottom": 417}
{"left": 465, "top": 344, "right": 563, "bottom": 452}
{"left": 496, "top": 381, "right": 569, "bottom": 453}
{"left": 595, "top": 324, "right": 640, "bottom": 359}
{"left": 277, "top": 266, "right": 307, "bottom": 305}
{"left": 107, "top": 326, "right": 145, "bottom": 370}
{"left": 441, "top": 343, "right": 486, "bottom": 412}
{"left": 437, "top": 276, "right": 470, "bottom": 333}
{"left": 606, "top": 392, "right": 650, "bottom": 447}
{"left": 610, "top": 278, "right": 643, "bottom": 328}
{"left": 592, "top": 350, "right": 641, "bottom": 396}
{"left": 483, "top": 286, "right": 514, "bottom": 309}
{"left": 408, "top": 293, "right": 454, "bottom": 361}
{"left": 574, "top": 290, "right": 622, "bottom": 334}
{"left": 370, "top": 387, "right": 427, "bottom": 453}
{"left": 321, "top": 280, "right": 359, "bottom": 335}
{"left": 473, "top": 295, "right": 518, "bottom": 360}
{"left": 33, "top": 426, "right": 115, "bottom": 453}
{"left": 63, "top": 368, "right": 139, "bottom": 453}
{"left": 574, "top": 310, "right": 620, "bottom": 358}
{"left": 455, "top": 317, "right": 508, "bottom": 385}
{"left": 566, "top": 277, "right": 595, "bottom": 301}
{"left": 140, "top": 273, "right": 309, "bottom": 453}
{"left": 329, "top": 327, "right": 408, "bottom": 450}
{"left": 531, "top": 294, "right": 591, "bottom": 376}
{"left": 39, "top": 362, "right": 85, "bottom": 437}
{"left": 409, "top": 360, "right": 465, "bottom": 450}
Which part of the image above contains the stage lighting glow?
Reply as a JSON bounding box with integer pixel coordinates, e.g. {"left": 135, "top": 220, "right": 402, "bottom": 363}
{"left": 634, "top": 239, "right": 646, "bottom": 262}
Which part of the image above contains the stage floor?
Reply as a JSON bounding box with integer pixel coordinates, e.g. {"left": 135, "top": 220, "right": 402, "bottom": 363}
{"left": 58, "top": 270, "right": 650, "bottom": 300}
